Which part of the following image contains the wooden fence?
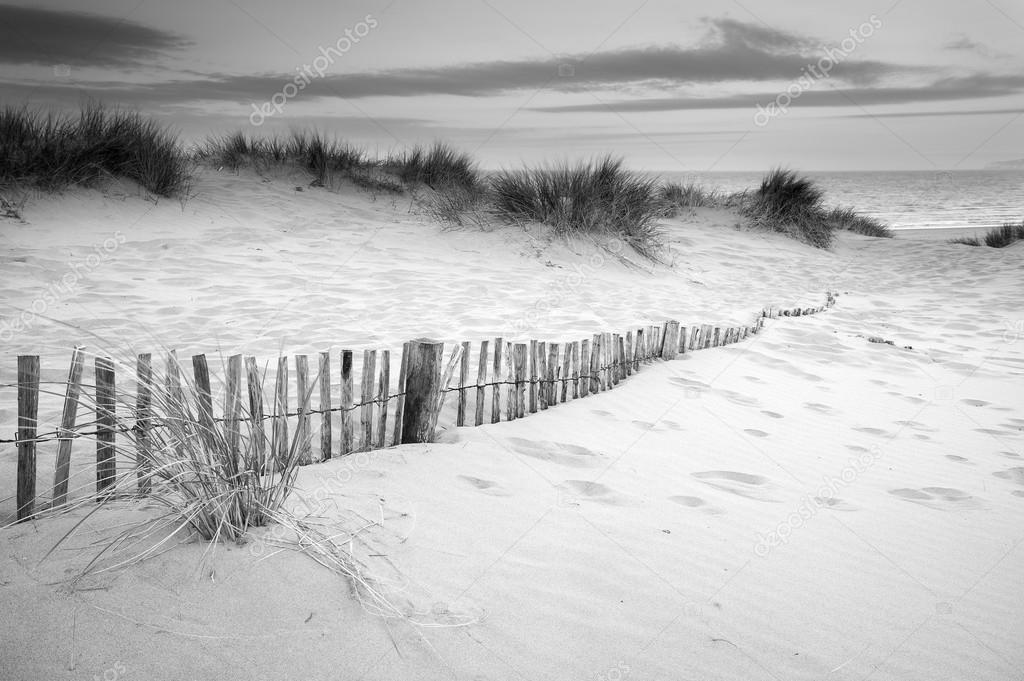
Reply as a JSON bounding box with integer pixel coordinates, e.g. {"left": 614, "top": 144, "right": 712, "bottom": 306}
{"left": 6, "top": 294, "right": 835, "bottom": 521}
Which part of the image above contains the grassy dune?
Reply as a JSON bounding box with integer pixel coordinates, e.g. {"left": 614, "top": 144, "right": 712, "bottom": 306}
{"left": 1, "top": 104, "right": 896, "bottom": 253}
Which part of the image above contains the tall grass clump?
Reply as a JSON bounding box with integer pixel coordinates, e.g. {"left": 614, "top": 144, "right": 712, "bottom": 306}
{"left": 196, "top": 130, "right": 368, "bottom": 186}
{"left": 983, "top": 220, "right": 1024, "bottom": 248}
{"left": 386, "top": 142, "right": 481, "bottom": 192}
{"left": 824, "top": 206, "right": 892, "bottom": 238}
{"left": 742, "top": 167, "right": 833, "bottom": 247}
{"left": 0, "top": 103, "right": 191, "bottom": 197}
{"left": 948, "top": 236, "right": 981, "bottom": 246}
{"left": 490, "top": 156, "right": 663, "bottom": 255}
{"left": 659, "top": 181, "right": 723, "bottom": 214}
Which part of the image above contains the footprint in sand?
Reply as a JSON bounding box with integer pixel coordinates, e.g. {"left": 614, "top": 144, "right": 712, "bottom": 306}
{"left": 804, "top": 402, "right": 832, "bottom": 414}
{"left": 992, "top": 467, "right": 1024, "bottom": 485}
{"left": 692, "top": 471, "right": 781, "bottom": 503}
{"left": 631, "top": 420, "right": 656, "bottom": 430}
{"left": 813, "top": 496, "right": 858, "bottom": 511}
{"left": 1001, "top": 451, "right": 1021, "bottom": 459}
{"left": 669, "top": 495, "right": 724, "bottom": 515}
{"left": 506, "top": 437, "right": 603, "bottom": 468}
{"left": 743, "top": 429, "right": 769, "bottom": 438}
{"left": 853, "top": 426, "right": 891, "bottom": 437}
{"left": 961, "top": 398, "right": 989, "bottom": 407}
{"left": 660, "top": 419, "right": 684, "bottom": 431}
{"left": 889, "top": 487, "right": 986, "bottom": 511}
{"left": 945, "top": 455, "right": 972, "bottom": 464}
{"left": 457, "top": 475, "right": 511, "bottom": 497}
{"left": 761, "top": 410, "right": 784, "bottom": 419}
{"left": 558, "top": 480, "right": 630, "bottom": 506}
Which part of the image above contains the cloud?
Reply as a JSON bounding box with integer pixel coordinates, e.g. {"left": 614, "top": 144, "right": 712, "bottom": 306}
{"left": 0, "top": 5, "right": 190, "bottom": 67}
{"left": 530, "top": 75, "right": 1024, "bottom": 113}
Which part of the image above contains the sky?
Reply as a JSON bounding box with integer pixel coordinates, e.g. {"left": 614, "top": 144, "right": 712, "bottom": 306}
{"left": 1, "top": 0, "right": 1023, "bottom": 171}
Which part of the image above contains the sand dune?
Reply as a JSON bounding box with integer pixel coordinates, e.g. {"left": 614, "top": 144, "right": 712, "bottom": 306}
{"left": 1, "top": 170, "right": 1021, "bottom": 680}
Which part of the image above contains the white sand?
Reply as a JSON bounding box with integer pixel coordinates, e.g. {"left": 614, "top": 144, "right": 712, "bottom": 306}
{"left": 1, "top": 169, "right": 1022, "bottom": 680}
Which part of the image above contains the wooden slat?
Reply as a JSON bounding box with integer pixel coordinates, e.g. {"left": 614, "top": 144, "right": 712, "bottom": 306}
{"left": 295, "top": 354, "right": 311, "bottom": 464}
{"left": 679, "top": 326, "right": 688, "bottom": 354}
{"left": 634, "top": 328, "right": 644, "bottom": 369}
{"left": 224, "top": 354, "right": 242, "bottom": 478}
{"left": 360, "top": 349, "right": 376, "bottom": 451}
{"left": 579, "top": 339, "right": 591, "bottom": 398}
{"left": 603, "top": 333, "right": 614, "bottom": 389}
{"left": 340, "top": 350, "right": 354, "bottom": 455}
{"left": 513, "top": 343, "right": 528, "bottom": 418}
{"left": 537, "top": 341, "right": 548, "bottom": 410}
{"left": 17, "top": 355, "right": 40, "bottom": 521}
{"left": 547, "top": 342, "right": 558, "bottom": 406}
{"left": 491, "top": 337, "right": 503, "bottom": 423}
{"left": 273, "top": 356, "right": 289, "bottom": 468}
{"left": 456, "top": 341, "right": 471, "bottom": 426}
{"left": 191, "top": 354, "right": 216, "bottom": 453}
{"left": 392, "top": 343, "right": 411, "bottom": 446}
{"left": 570, "top": 341, "right": 580, "bottom": 400}
{"left": 624, "top": 332, "right": 633, "bottom": 376}
{"left": 52, "top": 347, "right": 84, "bottom": 506}
{"left": 505, "top": 341, "right": 516, "bottom": 422}
{"left": 560, "top": 342, "right": 571, "bottom": 403}
{"left": 528, "top": 340, "right": 539, "bottom": 414}
{"left": 611, "top": 334, "right": 621, "bottom": 384}
{"left": 95, "top": 357, "right": 116, "bottom": 498}
{"left": 590, "top": 334, "right": 602, "bottom": 393}
{"left": 617, "top": 336, "right": 627, "bottom": 382}
{"left": 377, "top": 350, "right": 391, "bottom": 448}
{"left": 244, "top": 356, "right": 267, "bottom": 473}
{"left": 662, "top": 321, "right": 680, "bottom": 360}
{"left": 319, "top": 352, "right": 332, "bottom": 459}
{"left": 136, "top": 353, "right": 154, "bottom": 495}
{"left": 475, "top": 340, "right": 489, "bottom": 426}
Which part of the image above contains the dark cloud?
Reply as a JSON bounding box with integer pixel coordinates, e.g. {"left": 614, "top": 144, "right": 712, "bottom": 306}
{"left": 0, "top": 5, "right": 190, "bottom": 67}
{"left": 530, "top": 75, "right": 1024, "bottom": 113}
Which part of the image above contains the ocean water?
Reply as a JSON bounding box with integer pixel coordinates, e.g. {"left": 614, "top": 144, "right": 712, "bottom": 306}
{"left": 657, "top": 170, "right": 1024, "bottom": 233}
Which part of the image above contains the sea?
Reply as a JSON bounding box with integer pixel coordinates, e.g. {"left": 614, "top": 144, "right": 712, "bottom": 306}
{"left": 657, "top": 169, "right": 1024, "bottom": 240}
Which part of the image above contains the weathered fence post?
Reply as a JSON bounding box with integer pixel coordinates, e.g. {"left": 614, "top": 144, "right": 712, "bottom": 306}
{"left": 662, "top": 321, "right": 680, "bottom": 360}
{"left": 95, "top": 357, "right": 116, "bottom": 498}
{"left": 360, "top": 350, "right": 376, "bottom": 451}
{"left": 192, "top": 354, "right": 217, "bottom": 454}
{"left": 529, "top": 340, "right": 539, "bottom": 414}
{"left": 579, "top": 339, "right": 591, "bottom": 398}
{"left": 136, "top": 353, "right": 154, "bottom": 495}
{"left": 295, "top": 354, "right": 311, "bottom": 464}
{"left": 377, "top": 349, "right": 390, "bottom": 448}
{"left": 475, "top": 340, "right": 489, "bottom": 426}
{"left": 590, "top": 334, "right": 602, "bottom": 393}
{"left": 400, "top": 339, "right": 445, "bottom": 444}
{"left": 245, "top": 356, "right": 266, "bottom": 472}
{"left": 17, "top": 355, "right": 40, "bottom": 520}
{"left": 457, "top": 341, "right": 471, "bottom": 426}
{"left": 392, "top": 343, "right": 410, "bottom": 446}
{"left": 513, "top": 343, "right": 528, "bottom": 418}
{"left": 570, "top": 341, "right": 580, "bottom": 400}
{"left": 273, "top": 356, "right": 289, "bottom": 466}
{"left": 560, "top": 342, "right": 571, "bottom": 403}
{"left": 53, "top": 347, "right": 84, "bottom": 506}
{"left": 491, "top": 337, "right": 503, "bottom": 424}
{"left": 318, "top": 352, "right": 332, "bottom": 458}
{"left": 224, "top": 355, "right": 242, "bottom": 471}
{"left": 340, "top": 350, "right": 354, "bottom": 455}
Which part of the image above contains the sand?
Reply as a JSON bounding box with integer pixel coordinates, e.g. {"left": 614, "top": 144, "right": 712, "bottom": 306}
{"left": 1, "top": 169, "right": 1022, "bottom": 680}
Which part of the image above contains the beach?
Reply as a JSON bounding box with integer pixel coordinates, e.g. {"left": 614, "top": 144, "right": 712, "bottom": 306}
{"left": 1, "top": 169, "right": 1022, "bottom": 680}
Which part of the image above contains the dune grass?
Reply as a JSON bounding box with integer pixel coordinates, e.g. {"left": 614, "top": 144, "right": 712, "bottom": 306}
{"left": 489, "top": 156, "right": 664, "bottom": 255}
{"left": 740, "top": 168, "right": 892, "bottom": 248}
{"left": 385, "top": 142, "right": 482, "bottom": 192}
{"left": 659, "top": 181, "right": 725, "bottom": 214}
{"left": 0, "top": 103, "right": 191, "bottom": 197}
{"left": 983, "top": 221, "right": 1024, "bottom": 248}
{"left": 948, "top": 236, "right": 982, "bottom": 246}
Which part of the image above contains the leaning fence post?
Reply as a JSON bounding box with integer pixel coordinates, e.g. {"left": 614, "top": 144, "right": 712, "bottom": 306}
{"left": 136, "top": 353, "right": 154, "bottom": 496}
{"left": 295, "top": 354, "right": 311, "bottom": 464}
{"left": 17, "top": 355, "right": 40, "bottom": 521}
{"left": 95, "top": 357, "right": 117, "bottom": 498}
{"left": 401, "top": 339, "right": 445, "bottom": 444}
{"left": 192, "top": 354, "right": 216, "bottom": 453}
{"left": 53, "top": 347, "right": 84, "bottom": 507}
{"left": 273, "top": 356, "right": 289, "bottom": 467}
{"left": 392, "top": 343, "right": 410, "bottom": 446}
{"left": 457, "top": 341, "right": 471, "bottom": 426}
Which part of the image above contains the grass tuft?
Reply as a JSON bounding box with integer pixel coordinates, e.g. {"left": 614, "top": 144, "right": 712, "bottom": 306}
{"left": 983, "top": 220, "right": 1024, "bottom": 248}
{"left": 824, "top": 206, "right": 892, "bottom": 238}
{"left": 0, "top": 102, "right": 191, "bottom": 197}
{"left": 385, "top": 142, "right": 481, "bottom": 192}
{"left": 489, "top": 156, "right": 664, "bottom": 255}
{"left": 948, "top": 236, "right": 982, "bottom": 246}
{"left": 659, "top": 181, "right": 724, "bottom": 214}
